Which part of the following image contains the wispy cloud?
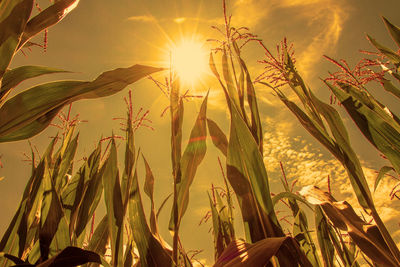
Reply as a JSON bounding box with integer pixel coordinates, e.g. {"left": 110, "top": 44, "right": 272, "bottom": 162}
{"left": 232, "top": 0, "right": 270, "bottom": 28}
{"left": 126, "top": 15, "right": 157, "bottom": 23}
{"left": 233, "top": 0, "right": 350, "bottom": 78}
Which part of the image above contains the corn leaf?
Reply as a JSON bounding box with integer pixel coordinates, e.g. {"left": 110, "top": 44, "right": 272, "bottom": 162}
{"left": 300, "top": 186, "right": 398, "bottom": 266}
{"left": 367, "top": 35, "right": 400, "bottom": 65}
{"left": 315, "top": 206, "right": 335, "bottom": 267}
{"left": 0, "top": 64, "right": 163, "bottom": 142}
{"left": 1, "top": 66, "right": 69, "bottom": 105}
{"left": 267, "top": 53, "right": 373, "bottom": 212}
{"left": 33, "top": 246, "right": 104, "bottom": 267}
{"left": 18, "top": 0, "right": 80, "bottom": 50}
{"left": 209, "top": 52, "right": 232, "bottom": 112}
{"left": 214, "top": 238, "right": 312, "bottom": 267}
{"left": 221, "top": 50, "right": 242, "bottom": 118}
{"left": 86, "top": 215, "right": 109, "bottom": 267}
{"left": 128, "top": 168, "right": 174, "bottom": 266}
{"left": 142, "top": 154, "right": 160, "bottom": 236}
{"left": 39, "top": 154, "right": 71, "bottom": 261}
{"left": 0, "top": 253, "right": 26, "bottom": 265}
{"left": 102, "top": 138, "right": 124, "bottom": 267}
{"left": 0, "top": 145, "right": 48, "bottom": 264}
{"left": 328, "top": 82, "right": 400, "bottom": 175}
{"left": 383, "top": 79, "right": 400, "bottom": 99}
{"left": 382, "top": 17, "right": 400, "bottom": 49}
{"left": 169, "top": 94, "right": 208, "bottom": 230}
{"left": 271, "top": 191, "right": 313, "bottom": 210}
{"left": 61, "top": 142, "right": 102, "bottom": 245}
{"left": 273, "top": 187, "right": 319, "bottom": 266}
{"left": 207, "top": 118, "right": 227, "bottom": 156}
{"left": 208, "top": 192, "right": 234, "bottom": 261}
{"left": 374, "top": 166, "right": 395, "bottom": 192}
{"left": 232, "top": 41, "right": 263, "bottom": 151}
{"left": 0, "top": 0, "right": 33, "bottom": 81}
{"left": 74, "top": 165, "right": 103, "bottom": 246}
{"left": 227, "top": 103, "right": 283, "bottom": 241}
{"left": 53, "top": 130, "right": 79, "bottom": 192}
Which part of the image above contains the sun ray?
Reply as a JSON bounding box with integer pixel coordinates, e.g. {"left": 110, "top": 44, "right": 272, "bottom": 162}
{"left": 168, "top": 39, "right": 209, "bottom": 86}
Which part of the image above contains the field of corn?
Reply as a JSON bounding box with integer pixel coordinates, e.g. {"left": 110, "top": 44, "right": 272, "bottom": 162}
{"left": 1, "top": 0, "right": 400, "bottom": 266}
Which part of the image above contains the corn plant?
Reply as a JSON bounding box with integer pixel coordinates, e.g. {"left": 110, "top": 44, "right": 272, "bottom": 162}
{"left": 0, "top": 1, "right": 163, "bottom": 143}
{"left": 257, "top": 15, "right": 400, "bottom": 267}
{"left": 204, "top": 2, "right": 316, "bottom": 266}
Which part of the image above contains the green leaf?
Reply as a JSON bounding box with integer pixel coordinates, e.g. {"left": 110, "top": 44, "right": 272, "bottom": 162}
{"left": 367, "top": 34, "right": 400, "bottom": 65}
{"left": 233, "top": 41, "right": 263, "bottom": 151}
{"left": 86, "top": 215, "right": 109, "bottom": 265}
{"left": 383, "top": 79, "right": 400, "bottom": 99}
{"left": 128, "top": 167, "right": 174, "bottom": 266}
{"left": 170, "top": 76, "right": 183, "bottom": 181}
{"left": 0, "top": 64, "right": 163, "bottom": 142}
{"left": 315, "top": 206, "right": 335, "bottom": 267}
{"left": 54, "top": 129, "right": 79, "bottom": 192}
{"left": 61, "top": 141, "right": 102, "bottom": 245}
{"left": 39, "top": 156, "right": 70, "bottom": 261}
{"left": 227, "top": 103, "right": 283, "bottom": 241}
{"left": 102, "top": 138, "right": 124, "bottom": 267}
{"left": 18, "top": 0, "right": 79, "bottom": 50}
{"left": 208, "top": 191, "right": 234, "bottom": 261}
{"left": 221, "top": 49, "right": 242, "bottom": 118}
{"left": 209, "top": 52, "right": 232, "bottom": 113}
{"left": 300, "top": 186, "right": 398, "bottom": 266}
{"left": 0, "top": 151, "right": 46, "bottom": 263}
{"left": 382, "top": 17, "right": 400, "bottom": 49}
{"left": 271, "top": 191, "right": 313, "bottom": 210}
{"left": 293, "top": 209, "right": 321, "bottom": 267}
{"left": 329, "top": 82, "right": 400, "bottom": 176}
{"left": 169, "top": 94, "right": 208, "bottom": 230}
{"left": 142, "top": 154, "right": 160, "bottom": 236}
{"left": 374, "top": 166, "right": 395, "bottom": 192}
{"left": 1, "top": 65, "right": 69, "bottom": 105}
{"left": 266, "top": 54, "right": 373, "bottom": 213}
{"left": 0, "top": 0, "right": 33, "bottom": 81}
{"left": 207, "top": 118, "right": 227, "bottom": 156}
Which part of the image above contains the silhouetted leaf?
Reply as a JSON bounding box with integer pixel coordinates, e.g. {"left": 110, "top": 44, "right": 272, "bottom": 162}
{"left": 300, "top": 186, "right": 398, "bottom": 266}
{"left": 102, "top": 138, "right": 124, "bottom": 267}
{"left": 1, "top": 66, "right": 69, "bottom": 105}
{"left": 207, "top": 118, "right": 227, "bottom": 156}
{"left": 0, "top": 65, "right": 163, "bottom": 142}
{"left": 170, "top": 94, "right": 208, "bottom": 230}
{"left": 18, "top": 0, "right": 79, "bottom": 49}
{"left": 214, "top": 238, "right": 312, "bottom": 267}
{"left": 0, "top": 0, "right": 33, "bottom": 80}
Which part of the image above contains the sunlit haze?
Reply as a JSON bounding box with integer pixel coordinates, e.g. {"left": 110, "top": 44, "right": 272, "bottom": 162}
{"left": 169, "top": 40, "right": 208, "bottom": 85}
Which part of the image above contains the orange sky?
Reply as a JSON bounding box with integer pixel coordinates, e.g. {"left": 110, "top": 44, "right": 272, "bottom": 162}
{"left": 1, "top": 0, "right": 400, "bottom": 264}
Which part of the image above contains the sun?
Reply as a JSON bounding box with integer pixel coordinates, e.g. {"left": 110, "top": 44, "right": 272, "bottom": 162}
{"left": 169, "top": 39, "right": 209, "bottom": 85}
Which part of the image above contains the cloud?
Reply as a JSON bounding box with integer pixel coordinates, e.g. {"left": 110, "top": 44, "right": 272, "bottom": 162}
{"left": 232, "top": 0, "right": 350, "bottom": 78}
{"left": 232, "top": 0, "right": 270, "bottom": 28}
{"left": 127, "top": 15, "right": 157, "bottom": 23}
{"left": 263, "top": 120, "right": 400, "bottom": 229}
{"left": 174, "top": 17, "right": 187, "bottom": 24}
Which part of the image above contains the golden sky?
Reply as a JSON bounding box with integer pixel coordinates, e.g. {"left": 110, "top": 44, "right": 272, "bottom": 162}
{"left": 1, "top": 0, "right": 400, "bottom": 265}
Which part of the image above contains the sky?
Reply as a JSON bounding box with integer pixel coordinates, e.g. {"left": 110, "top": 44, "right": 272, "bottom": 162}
{"left": 1, "top": 0, "right": 400, "bottom": 265}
